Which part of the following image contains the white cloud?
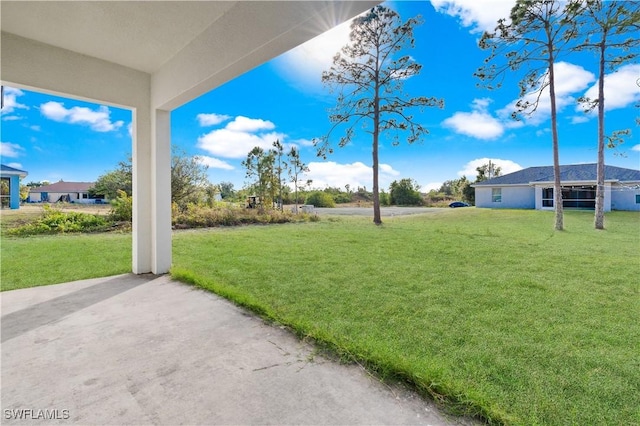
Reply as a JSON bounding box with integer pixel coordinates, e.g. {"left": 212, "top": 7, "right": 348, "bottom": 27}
{"left": 197, "top": 115, "right": 286, "bottom": 159}
{"left": 573, "top": 64, "right": 640, "bottom": 121}
{"left": 291, "top": 138, "right": 315, "bottom": 148}
{"left": 1, "top": 87, "right": 29, "bottom": 115}
{"left": 7, "top": 162, "right": 23, "bottom": 169}
{"left": 422, "top": 181, "right": 442, "bottom": 192}
{"left": 198, "top": 128, "right": 286, "bottom": 159}
{"left": 631, "top": 144, "right": 640, "bottom": 152}
{"left": 442, "top": 98, "right": 505, "bottom": 139}
{"left": 2, "top": 115, "right": 22, "bottom": 121}
{"left": 0, "top": 142, "right": 24, "bottom": 158}
{"left": 197, "top": 113, "right": 231, "bottom": 127}
{"left": 570, "top": 115, "right": 590, "bottom": 124}
{"left": 195, "top": 155, "right": 234, "bottom": 170}
{"left": 430, "top": 0, "right": 515, "bottom": 34}
{"left": 457, "top": 158, "right": 523, "bottom": 180}
{"left": 225, "top": 116, "right": 275, "bottom": 132}
{"left": 40, "top": 101, "right": 124, "bottom": 132}
{"left": 303, "top": 161, "right": 400, "bottom": 189}
{"left": 498, "top": 62, "right": 595, "bottom": 125}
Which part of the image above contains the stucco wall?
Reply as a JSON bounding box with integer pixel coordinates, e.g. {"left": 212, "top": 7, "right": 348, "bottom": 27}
{"left": 475, "top": 186, "right": 535, "bottom": 209}
{"left": 611, "top": 185, "right": 640, "bottom": 211}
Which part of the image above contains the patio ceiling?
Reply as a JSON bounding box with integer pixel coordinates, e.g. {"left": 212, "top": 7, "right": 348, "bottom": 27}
{"left": 1, "top": 1, "right": 379, "bottom": 109}
{"left": 1, "top": 2, "right": 237, "bottom": 74}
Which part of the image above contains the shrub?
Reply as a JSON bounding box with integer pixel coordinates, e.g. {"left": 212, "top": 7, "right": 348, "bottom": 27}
{"left": 171, "top": 203, "right": 316, "bottom": 229}
{"left": 109, "top": 189, "right": 132, "bottom": 222}
{"left": 379, "top": 190, "right": 391, "bottom": 206}
{"left": 389, "top": 179, "right": 423, "bottom": 206}
{"left": 7, "top": 205, "right": 110, "bottom": 236}
{"left": 305, "top": 191, "right": 336, "bottom": 208}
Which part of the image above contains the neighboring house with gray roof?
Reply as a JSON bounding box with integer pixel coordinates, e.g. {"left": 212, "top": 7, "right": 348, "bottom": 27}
{"left": 28, "top": 181, "right": 101, "bottom": 203}
{"left": 472, "top": 164, "right": 640, "bottom": 212}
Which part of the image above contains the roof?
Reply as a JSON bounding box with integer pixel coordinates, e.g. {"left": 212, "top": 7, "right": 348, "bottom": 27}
{"left": 29, "top": 181, "right": 94, "bottom": 193}
{"left": 473, "top": 164, "right": 640, "bottom": 186}
{"left": 1, "top": 164, "right": 28, "bottom": 177}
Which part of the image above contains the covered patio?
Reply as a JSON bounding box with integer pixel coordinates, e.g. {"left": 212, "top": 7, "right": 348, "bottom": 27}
{"left": 1, "top": 1, "right": 376, "bottom": 274}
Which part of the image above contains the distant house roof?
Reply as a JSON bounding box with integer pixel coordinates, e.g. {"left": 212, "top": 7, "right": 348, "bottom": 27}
{"left": 29, "top": 181, "right": 94, "bottom": 193}
{"left": 473, "top": 164, "right": 640, "bottom": 186}
{"left": 1, "top": 164, "right": 28, "bottom": 177}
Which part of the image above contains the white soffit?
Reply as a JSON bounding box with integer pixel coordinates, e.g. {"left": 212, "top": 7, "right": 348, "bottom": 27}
{"left": 1, "top": 1, "right": 238, "bottom": 74}
{"left": 1, "top": 1, "right": 380, "bottom": 108}
{"left": 1, "top": 1, "right": 379, "bottom": 74}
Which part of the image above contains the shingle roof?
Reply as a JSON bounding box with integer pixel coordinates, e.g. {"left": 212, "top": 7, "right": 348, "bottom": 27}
{"left": 29, "top": 181, "right": 95, "bottom": 193}
{"left": 473, "top": 164, "right": 640, "bottom": 186}
{"left": 1, "top": 164, "right": 28, "bottom": 175}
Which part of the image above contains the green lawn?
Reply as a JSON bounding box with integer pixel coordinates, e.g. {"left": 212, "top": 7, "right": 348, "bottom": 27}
{"left": 171, "top": 209, "right": 640, "bottom": 425}
{"left": 0, "top": 233, "right": 131, "bottom": 291}
{"left": 2, "top": 209, "right": 639, "bottom": 424}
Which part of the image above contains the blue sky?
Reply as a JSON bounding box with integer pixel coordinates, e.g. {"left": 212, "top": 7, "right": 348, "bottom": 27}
{"left": 1, "top": 1, "right": 639, "bottom": 192}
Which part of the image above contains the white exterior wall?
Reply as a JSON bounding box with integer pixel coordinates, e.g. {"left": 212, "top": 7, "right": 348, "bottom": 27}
{"left": 611, "top": 184, "right": 640, "bottom": 211}
{"left": 475, "top": 186, "right": 534, "bottom": 209}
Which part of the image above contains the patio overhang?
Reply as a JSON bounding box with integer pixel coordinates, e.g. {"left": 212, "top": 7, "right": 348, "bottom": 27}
{"left": 1, "top": 1, "right": 378, "bottom": 273}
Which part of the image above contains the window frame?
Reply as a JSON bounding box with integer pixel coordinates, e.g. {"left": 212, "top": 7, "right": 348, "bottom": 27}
{"left": 491, "top": 188, "right": 502, "bottom": 203}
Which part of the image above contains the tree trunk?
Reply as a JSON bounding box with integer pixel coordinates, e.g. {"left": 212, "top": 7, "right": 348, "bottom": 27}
{"left": 372, "top": 63, "right": 382, "bottom": 225}
{"left": 594, "top": 37, "right": 607, "bottom": 230}
{"left": 548, "top": 47, "right": 564, "bottom": 231}
{"left": 372, "top": 121, "right": 381, "bottom": 225}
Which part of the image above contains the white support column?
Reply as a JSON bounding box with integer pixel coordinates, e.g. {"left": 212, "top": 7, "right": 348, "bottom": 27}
{"left": 132, "top": 107, "right": 153, "bottom": 274}
{"left": 151, "top": 109, "right": 172, "bottom": 274}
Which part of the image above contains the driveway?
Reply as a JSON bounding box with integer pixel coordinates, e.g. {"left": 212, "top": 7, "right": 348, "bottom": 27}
{"left": 1, "top": 274, "right": 473, "bottom": 425}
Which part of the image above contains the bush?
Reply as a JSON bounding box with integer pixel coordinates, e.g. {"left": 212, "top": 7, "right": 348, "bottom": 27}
{"left": 389, "top": 179, "right": 423, "bottom": 206}
{"left": 379, "top": 190, "right": 391, "bottom": 206}
{"left": 7, "top": 205, "right": 110, "bottom": 236}
{"left": 109, "top": 189, "right": 132, "bottom": 222}
{"left": 305, "top": 191, "right": 336, "bottom": 208}
{"left": 171, "top": 203, "right": 319, "bottom": 229}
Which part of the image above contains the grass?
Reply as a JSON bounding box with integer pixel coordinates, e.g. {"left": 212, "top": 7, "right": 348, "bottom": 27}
{"left": 0, "top": 232, "right": 131, "bottom": 291}
{"left": 1, "top": 208, "right": 639, "bottom": 424}
{"left": 170, "top": 209, "right": 640, "bottom": 425}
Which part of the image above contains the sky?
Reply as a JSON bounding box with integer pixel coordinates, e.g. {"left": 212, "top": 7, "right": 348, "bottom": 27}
{"left": 1, "top": 0, "right": 639, "bottom": 193}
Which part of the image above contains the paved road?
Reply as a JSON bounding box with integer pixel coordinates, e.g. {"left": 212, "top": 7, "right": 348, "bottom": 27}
{"left": 314, "top": 206, "right": 449, "bottom": 216}
{"left": 2, "top": 274, "right": 474, "bottom": 425}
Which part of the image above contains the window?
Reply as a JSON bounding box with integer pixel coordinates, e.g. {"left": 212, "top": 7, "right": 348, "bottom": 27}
{"left": 492, "top": 188, "right": 501, "bottom": 203}
{"left": 636, "top": 194, "right": 640, "bottom": 204}
{"left": 542, "top": 188, "right": 554, "bottom": 207}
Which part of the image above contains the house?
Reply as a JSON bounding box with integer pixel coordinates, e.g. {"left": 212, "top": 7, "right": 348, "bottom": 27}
{"left": 0, "top": 164, "right": 28, "bottom": 209}
{"left": 28, "top": 181, "right": 102, "bottom": 204}
{"left": 472, "top": 164, "right": 640, "bottom": 212}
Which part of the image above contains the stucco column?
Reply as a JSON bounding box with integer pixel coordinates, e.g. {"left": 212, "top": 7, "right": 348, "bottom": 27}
{"left": 132, "top": 107, "right": 153, "bottom": 274}
{"left": 132, "top": 107, "right": 171, "bottom": 274}
{"left": 151, "top": 109, "right": 172, "bottom": 274}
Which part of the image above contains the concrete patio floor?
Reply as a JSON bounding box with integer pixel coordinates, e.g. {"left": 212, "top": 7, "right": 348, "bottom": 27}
{"left": 1, "top": 274, "right": 474, "bottom": 425}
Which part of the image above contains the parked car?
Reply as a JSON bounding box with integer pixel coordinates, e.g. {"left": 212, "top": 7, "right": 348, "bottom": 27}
{"left": 449, "top": 201, "right": 469, "bottom": 208}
